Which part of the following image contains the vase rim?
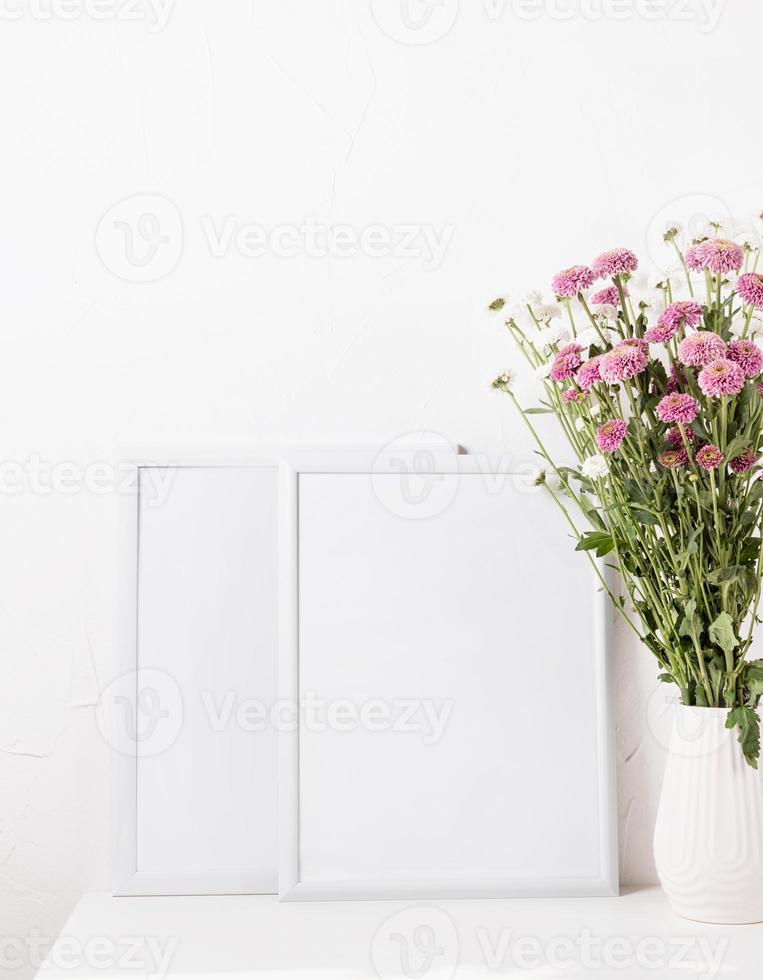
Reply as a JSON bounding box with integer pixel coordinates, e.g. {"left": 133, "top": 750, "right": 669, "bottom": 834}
{"left": 673, "top": 703, "right": 761, "bottom": 717}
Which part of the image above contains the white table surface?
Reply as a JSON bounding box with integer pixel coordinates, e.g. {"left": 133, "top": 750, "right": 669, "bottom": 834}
{"left": 37, "top": 887, "right": 755, "bottom": 979}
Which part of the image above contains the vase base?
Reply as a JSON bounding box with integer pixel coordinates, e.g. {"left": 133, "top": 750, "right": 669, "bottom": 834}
{"left": 664, "top": 900, "right": 763, "bottom": 926}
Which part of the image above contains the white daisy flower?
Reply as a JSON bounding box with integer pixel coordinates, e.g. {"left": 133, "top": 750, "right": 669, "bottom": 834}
{"left": 575, "top": 417, "right": 587, "bottom": 432}
{"left": 661, "top": 224, "right": 682, "bottom": 243}
{"left": 492, "top": 369, "right": 515, "bottom": 390}
{"left": 632, "top": 289, "right": 662, "bottom": 311}
{"left": 649, "top": 270, "right": 672, "bottom": 290}
{"left": 522, "top": 289, "right": 543, "bottom": 309}
{"left": 534, "top": 322, "right": 565, "bottom": 351}
{"left": 596, "top": 303, "right": 619, "bottom": 322}
{"left": 534, "top": 361, "right": 551, "bottom": 380}
{"left": 535, "top": 302, "right": 562, "bottom": 321}
{"left": 582, "top": 454, "right": 609, "bottom": 479}
{"left": 576, "top": 327, "right": 601, "bottom": 349}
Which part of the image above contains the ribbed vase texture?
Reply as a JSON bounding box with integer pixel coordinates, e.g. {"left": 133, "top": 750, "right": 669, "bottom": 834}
{"left": 654, "top": 705, "right": 763, "bottom": 923}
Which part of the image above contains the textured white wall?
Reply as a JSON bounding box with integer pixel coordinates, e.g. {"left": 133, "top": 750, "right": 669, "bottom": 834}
{"left": 2, "top": 1, "right": 763, "bottom": 975}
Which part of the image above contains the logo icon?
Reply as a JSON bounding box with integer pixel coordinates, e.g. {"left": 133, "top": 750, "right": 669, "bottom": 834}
{"left": 96, "top": 193, "right": 183, "bottom": 282}
{"left": 371, "top": 432, "right": 458, "bottom": 520}
{"left": 646, "top": 684, "right": 733, "bottom": 758}
{"left": 370, "top": 906, "right": 458, "bottom": 979}
{"left": 370, "top": 0, "right": 458, "bottom": 45}
{"left": 96, "top": 668, "right": 183, "bottom": 757}
{"left": 645, "top": 193, "right": 732, "bottom": 270}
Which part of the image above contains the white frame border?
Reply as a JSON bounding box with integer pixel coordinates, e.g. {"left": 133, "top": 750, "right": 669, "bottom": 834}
{"left": 278, "top": 452, "right": 619, "bottom": 902}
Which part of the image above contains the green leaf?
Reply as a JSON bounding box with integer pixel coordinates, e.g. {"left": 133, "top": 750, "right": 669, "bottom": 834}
{"left": 575, "top": 531, "right": 614, "bottom": 557}
{"left": 679, "top": 598, "right": 701, "bottom": 644}
{"left": 742, "top": 660, "right": 763, "bottom": 699}
{"left": 706, "top": 565, "right": 747, "bottom": 587}
{"left": 709, "top": 611, "right": 739, "bottom": 657}
{"left": 524, "top": 407, "right": 554, "bottom": 415}
{"left": 632, "top": 510, "right": 660, "bottom": 526}
{"left": 677, "top": 524, "right": 704, "bottom": 570}
{"left": 740, "top": 538, "right": 762, "bottom": 563}
{"left": 726, "top": 707, "right": 761, "bottom": 768}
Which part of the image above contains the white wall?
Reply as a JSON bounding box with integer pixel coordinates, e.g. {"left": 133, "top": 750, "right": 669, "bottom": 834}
{"left": 2, "top": 0, "right": 763, "bottom": 974}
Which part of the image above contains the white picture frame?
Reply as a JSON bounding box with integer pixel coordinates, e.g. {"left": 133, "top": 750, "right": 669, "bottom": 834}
{"left": 112, "top": 440, "right": 459, "bottom": 897}
{"left": 113, "top": 447, "right": 285, "bottom": 897}
{"left": 278, "top": 452, "right": 618, "bottom": 901}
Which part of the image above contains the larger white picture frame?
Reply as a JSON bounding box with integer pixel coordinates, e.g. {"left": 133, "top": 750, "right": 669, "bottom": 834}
{"left": 279, "top": 453, "right": 618, "bottom": 901}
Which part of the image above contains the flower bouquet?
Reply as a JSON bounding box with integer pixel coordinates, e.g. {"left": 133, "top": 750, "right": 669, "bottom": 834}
{"left": 491, "top": 235, "right": 763, "bottom": 769}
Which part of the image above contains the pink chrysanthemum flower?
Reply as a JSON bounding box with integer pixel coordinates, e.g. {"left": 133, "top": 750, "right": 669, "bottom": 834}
{"left": 757, "top": 380, "right": 763, "bottom": 396}
{"left": 576, "top": 355, "right": 604, "bottom": 390}
{"left": 549, "top": 343, "right": 583, "bottom": 382}
{"left": 690, "top": 238, "right": 745, "bottom": 274}
{"left": 730, "top": 448, "right": 757, "bottom": 474}
{"left": 728, "top": 339, "right": 763, "bottom": 379}
{"left": 695, "top": 445, "right": 723, "bottom": 470}
{"left": 643, "top": 324, "right": 675, "bottom": 344}
{"left": 599, "top": 339, "right": 648, "bottom": 383}
{"left": 591, "top": 248, "right": 638, "bottom": 280}
{"left": 658, "top": 301, "right": 705, "bottom": 334}
{"left": 677, "top": 331, "right": 727, "bottom": 367}
{"left": 698, "top": 358, "right": 746, "bottom": 398}
{"left": 665, "top": 426, "right": 694, "bottom": 447}
{"left": 590, "top": 286, "right": 622, "bottom": 306}
{"left": 658, "top": 448, "right": 689, "bottom": 469}
{"left": 551, "top": 265, "right": 595, "bottom": 299}
{"left": 655, "top": 392, "right": 699, "bottom": 424}
{"left": 595, "top": 418, "right": 628, "bottom": 453}
{"left": 737, "top": 273, "right": 763, "bottom": 309}
{"left": 685, "top": 244, "right": 706, "bottom": 272}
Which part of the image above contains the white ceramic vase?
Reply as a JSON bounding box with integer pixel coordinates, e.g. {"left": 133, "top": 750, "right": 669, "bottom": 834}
{"left": 653, "top": 704, "right": 763, "bottom": 923}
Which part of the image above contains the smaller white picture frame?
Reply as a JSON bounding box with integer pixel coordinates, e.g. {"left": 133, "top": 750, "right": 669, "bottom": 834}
{"left": 278, "top": 452, "right": 618, "bottom": 902}
{"left": 113, "top": 447, "right": 285, "bottom": 897}
{"left": 112, "top": 440, "right": 458, "bottom": 897}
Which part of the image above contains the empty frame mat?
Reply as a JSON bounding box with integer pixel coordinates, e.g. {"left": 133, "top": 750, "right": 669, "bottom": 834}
{"left": 281, "top": 462, "right": 617, "bottom": 899}
{"left": 132, "top": 466, "right": 278, "bottom": 894}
